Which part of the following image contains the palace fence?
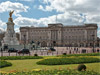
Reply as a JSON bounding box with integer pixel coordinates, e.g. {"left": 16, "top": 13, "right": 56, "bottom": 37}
{"left": 0, "top": 47, "right": 100, "bottom": 56}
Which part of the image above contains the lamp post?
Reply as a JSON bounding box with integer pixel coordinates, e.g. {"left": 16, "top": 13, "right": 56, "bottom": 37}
{"left": 92, "top": 34, "right": 95, "bottom": 53}
{"left": 23, "top": 35, "right": 26, "bottom": 49}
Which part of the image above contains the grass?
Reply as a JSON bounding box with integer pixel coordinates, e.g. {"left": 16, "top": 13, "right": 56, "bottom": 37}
{"left": 0, "top": 56, "right": 100, "bottom": 73}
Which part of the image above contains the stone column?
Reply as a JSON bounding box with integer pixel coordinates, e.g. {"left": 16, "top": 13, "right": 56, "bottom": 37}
{"left": 48, "top": 30, "right": 51, "bottom": 43}
{"left": 19, "top": 32, "right": 22, "bottom": 43}
{"left": 78, "top": 43, "right": 80, "bottom": 47}
{"left": 84, "top": 30, "right": 87, "bottom": 41}
{"left": 84, "top": 43, "right": 86, "bottom": 47}
{"left": 95, "top": 30, "right": 97, "bottom": 40}
{"left": 26, "top": 31, "right": 28, "bottom": 44}
{"left": 47, "top": 42, "right": 49, "bottom": 47}
{"left": 58, "top": 30, "right": 62, "bottom": 45}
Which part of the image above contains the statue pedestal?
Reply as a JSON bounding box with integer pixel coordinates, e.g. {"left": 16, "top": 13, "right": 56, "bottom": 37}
{"left": 2, "top": 21, "right": 19, "bottom": 46}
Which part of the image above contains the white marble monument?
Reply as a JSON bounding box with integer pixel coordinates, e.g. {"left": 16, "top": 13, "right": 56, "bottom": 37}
{"left": 2, "top": 11, "right": 19, "bottom": 46}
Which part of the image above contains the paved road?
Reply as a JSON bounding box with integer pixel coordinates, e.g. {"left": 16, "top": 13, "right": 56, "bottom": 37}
{"left": 0, "top": 47, "right": 100, "bottom": 56}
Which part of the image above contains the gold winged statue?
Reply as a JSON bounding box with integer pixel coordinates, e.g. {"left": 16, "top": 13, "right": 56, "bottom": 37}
{"left": 9, "top": 10, "right": 14, "bottom": 18}
{"left": 8, "top": 10, "right": 14, "bottom": 22}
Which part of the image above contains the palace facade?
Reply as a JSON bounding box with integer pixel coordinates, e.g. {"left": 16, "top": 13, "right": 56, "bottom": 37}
{"left": 20, "top": 23, "right": 100, "bottom": 47}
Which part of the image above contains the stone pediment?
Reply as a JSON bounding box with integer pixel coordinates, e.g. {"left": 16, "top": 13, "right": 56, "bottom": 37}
{"left": 86, "top": 26, "right": 97, "bottom": 30}
{"left": 48, "top": 23, "right": 63, "bottom": 28}
{"left": 87, "top": 27, "right": 96, "bottom": 28}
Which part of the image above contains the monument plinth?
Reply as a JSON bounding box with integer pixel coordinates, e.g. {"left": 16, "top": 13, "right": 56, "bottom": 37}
{"left": 2, "top": 11, "right": 19, "bottom": 46}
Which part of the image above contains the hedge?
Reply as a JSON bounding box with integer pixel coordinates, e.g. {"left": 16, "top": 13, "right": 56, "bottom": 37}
{"left": 0, "top": 56, "right": 43, "bottom": 60}
{"left": 0, "top": 60, "right": 12, "bottom": 68}
{"left": 60, "top": 53, "right": 100, "bottom": 57}
{"left": 37, "top": 57, "right": 100, "bottom": 65}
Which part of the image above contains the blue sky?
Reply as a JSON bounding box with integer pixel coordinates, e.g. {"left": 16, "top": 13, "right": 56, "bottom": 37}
{"left": 0, "top": 0, "right": 100, "bottom": 37}
{"left": 0, "top": 0, "right": 59, "bottom": 21}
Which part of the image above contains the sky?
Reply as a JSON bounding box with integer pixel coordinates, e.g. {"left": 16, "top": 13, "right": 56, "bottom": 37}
{"left": 0, "top": 0, "right": 100, "bottom": 37}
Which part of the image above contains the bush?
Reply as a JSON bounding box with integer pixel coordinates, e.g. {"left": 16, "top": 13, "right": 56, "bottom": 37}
{"left": 0, "top": 60, "right": 12, "bottom": 68}
{"left": 0, "top": 70, "right": 100, "bottom": 75}
{"left": 60, "top": 53, "right": 100, "bottom": 57}
{"left": 63, "top": 53, "right": 66, "bottom": 55}
{"left": 0, "top": 56, "right": 43, "bottom": 60}
{"left": 34, "top": 54, "right": 38, "bottom": 56}
{"left": 77, "top": 64, "right": 86, "bottom": 71}
{"left": 37, "top": 57, "right": 100, "bottom": 65}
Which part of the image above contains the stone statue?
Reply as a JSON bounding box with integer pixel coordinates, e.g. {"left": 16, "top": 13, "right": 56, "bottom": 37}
{"left": 9, "top": 10, "right": 14, "bottom": 18}
{"left": 8, "top": 10, "right": 14, "bottom": 22}
{"left": 2, "top": 10, "right": 19, "bottom": 46}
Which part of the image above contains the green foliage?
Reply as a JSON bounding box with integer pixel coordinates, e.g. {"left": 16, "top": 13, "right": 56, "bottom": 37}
{"left": 0, "top": 70, "right": 100, "bottom": 75}
{"left": 34, "top": 54, "right": 38, "bottom": 56}
{"left": 0, "top": 56, "right": 43, "bottom": 60}
{"left": 62, "top": 53, "right": 66, "bottom": 55}
{"left": 37, "top": 57, "right": 100, "bottom": 65}
{"left": 60, "top": 53, "right": 100, "bottom": 57}
{"left": 0, "top": 60, "right": 12, "bottom": 68}
{"left": 77, "top": 64, "right": 86, "bottom": 71}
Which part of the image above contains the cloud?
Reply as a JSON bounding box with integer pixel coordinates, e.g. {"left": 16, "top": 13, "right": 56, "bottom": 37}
{"left": 0, "top": 20, "right": 5, "bottom": 33}
{"left": 0, "top": 27, "right": 5, "bottom": 33}
{"left": 38, "top": 0, "right": 76, "bottom": 12}
{"left": 38, "top": 5, "right": 45, "bottom": 11}
{"left": 97, "top": 29, "right": 100, "bottom": 38}
{"left": 0, "top": 20, "right": 6, "bottom": 33}
{"left": 14, "top": 17, "right": 37, "bottom": 27}
{"left": 16, "top": 0, "right": 34, "bottom": 2}
{"left": 15, "top": 28, "right": 20, "bottom": 32}
{"left": 0, "top": 20, "right": 6, "bottom": 27}
{"left": 14, "top": 12, "right": 85, "bottom": 27}
{"left": 0, "top": 1, "right": 29, "bottom": 17}
{"left": 86, "top": 15, "right": 100, "bottom": 23}
{"left": 38, "top": 0, "right": 100, "bottom": 24}
{"left": 39, "top": 0, "right": 100, "bottom": 14}
{"left": 14, "top": 16, "right": 50, "bottom": 27}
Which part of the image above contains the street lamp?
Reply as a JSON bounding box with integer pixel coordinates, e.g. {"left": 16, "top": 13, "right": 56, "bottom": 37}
{"left": 92, "top": 34, "right": 95, "bottom": 53}
{"left": 97, "top": 37, "right": 100, "bottom": 47}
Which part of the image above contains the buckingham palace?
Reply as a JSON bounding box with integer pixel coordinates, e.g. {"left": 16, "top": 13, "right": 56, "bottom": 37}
{"left": 20, "top": 23, "right": 100, "bottom": 47}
